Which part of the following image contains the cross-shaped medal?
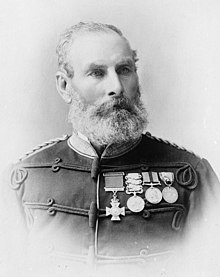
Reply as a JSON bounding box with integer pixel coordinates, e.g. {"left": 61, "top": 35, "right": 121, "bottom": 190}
{"left": 106, "top": 198, "right": 125, "bottom": 221}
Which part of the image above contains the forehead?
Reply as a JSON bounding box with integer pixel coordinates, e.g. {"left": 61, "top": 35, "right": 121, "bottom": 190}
{"left": 67, "top": 32, "right": 133, "bottom": 69}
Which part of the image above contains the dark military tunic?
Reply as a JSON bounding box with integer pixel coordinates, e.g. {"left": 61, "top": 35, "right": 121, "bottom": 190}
{"left": 4, "top": 133, "right": 220, "bottom": 276}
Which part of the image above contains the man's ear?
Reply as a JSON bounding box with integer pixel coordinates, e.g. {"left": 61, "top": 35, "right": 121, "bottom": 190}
{"left": 56, "top": 71, "right": 73, "bottom": 104}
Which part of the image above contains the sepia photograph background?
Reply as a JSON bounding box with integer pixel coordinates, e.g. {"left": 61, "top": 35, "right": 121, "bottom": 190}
{"left": 1, "top": 0, "right": 220, "bottom": 179}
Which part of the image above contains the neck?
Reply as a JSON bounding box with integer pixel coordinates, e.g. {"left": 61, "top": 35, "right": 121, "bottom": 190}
{"left": 90, "top": 140, "right": 106, "bottom": 157}
{"left": 75, "top": 130, "right": 107, "bottom": 156}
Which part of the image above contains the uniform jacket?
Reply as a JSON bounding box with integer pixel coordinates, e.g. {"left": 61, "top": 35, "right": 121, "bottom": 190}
{"left": 3, "top": 132, "right": 220, "bottom": 276}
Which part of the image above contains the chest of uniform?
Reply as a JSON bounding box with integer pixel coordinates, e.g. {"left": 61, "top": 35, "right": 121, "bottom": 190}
{"left": 15, "top": 161, "right": 197, "bottom": 258}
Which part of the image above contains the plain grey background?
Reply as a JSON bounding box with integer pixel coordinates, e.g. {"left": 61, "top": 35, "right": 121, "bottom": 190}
{"left": 0, "top": 1, "right": 220, "bottom": 275}
{"left": 1, "top": 0, "right": 220, "bottom": 179}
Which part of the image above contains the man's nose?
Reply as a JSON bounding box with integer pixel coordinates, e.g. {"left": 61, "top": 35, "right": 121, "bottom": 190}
{"left": 106, "top": 72, "right": 123, "bottom": 97}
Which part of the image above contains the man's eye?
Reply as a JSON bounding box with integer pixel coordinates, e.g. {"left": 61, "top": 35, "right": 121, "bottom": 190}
{"left": 117, "top": 67, "right": 131, "bottom": 75}
{"left": 89, "top": 70, "right": 104, "bottom": 78}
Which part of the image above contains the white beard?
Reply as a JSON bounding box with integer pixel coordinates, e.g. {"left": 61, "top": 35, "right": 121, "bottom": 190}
{"left": 68, "top": 88, "right": 148, "bottom": 145}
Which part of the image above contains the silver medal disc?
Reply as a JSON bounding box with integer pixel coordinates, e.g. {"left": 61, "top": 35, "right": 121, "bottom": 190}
{"left": 162, "top": 187, "right": 178, "bottom": 203}
{"left": 127, "top": 195, "right": 145, "bottom": 212}
{"left": 145, "top": 187, "right": 162, "bottom": 204}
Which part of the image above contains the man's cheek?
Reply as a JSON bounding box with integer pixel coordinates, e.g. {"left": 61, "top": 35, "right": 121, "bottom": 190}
{"left": 126, "top": 77, "right": 139, "bottom": 95}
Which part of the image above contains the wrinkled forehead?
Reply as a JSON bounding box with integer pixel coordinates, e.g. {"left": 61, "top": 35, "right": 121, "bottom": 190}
{"left": 67, "top": 32, "right": 134, "bottom": 69}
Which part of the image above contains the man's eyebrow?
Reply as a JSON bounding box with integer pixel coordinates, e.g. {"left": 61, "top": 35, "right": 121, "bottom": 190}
{"left": 84, "top": 58, "right": 135, "bottom": 73}
{"left": 116, "top": 58, "right": 135, "bottom": 68}
{"left": 85, "top": 63, "right": 107, "bottom": 72}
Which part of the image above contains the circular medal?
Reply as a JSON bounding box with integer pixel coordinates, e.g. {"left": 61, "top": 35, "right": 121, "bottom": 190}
{"left": 145, "top": 187, "right": 162, "bottom": 204}
{"left": 127, "top": 195, "right": 145, "bottom": 212}
{"left": 162, "top": 187, "right": 178, "bottom": 203}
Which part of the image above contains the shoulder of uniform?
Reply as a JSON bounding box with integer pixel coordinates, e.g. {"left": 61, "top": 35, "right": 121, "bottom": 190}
{"left": 144, "top": 132, "right": 200, "bottom": 159}
{"left": 17, "top": 134, "right": 69, "bottom": 163}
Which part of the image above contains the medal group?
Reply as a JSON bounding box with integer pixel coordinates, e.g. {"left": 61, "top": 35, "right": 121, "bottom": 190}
{"left": 104, "top": 171, "right": 178, "bottom": 221}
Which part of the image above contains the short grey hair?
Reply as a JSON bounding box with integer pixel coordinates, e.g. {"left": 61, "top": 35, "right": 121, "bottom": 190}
{"left": 56, "top": 22, "right": 138, "bottom": 78}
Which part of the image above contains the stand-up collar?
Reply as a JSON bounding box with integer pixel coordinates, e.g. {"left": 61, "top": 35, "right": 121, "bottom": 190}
{"left": 67, "top": 131, "right": 142, "bottom": 159}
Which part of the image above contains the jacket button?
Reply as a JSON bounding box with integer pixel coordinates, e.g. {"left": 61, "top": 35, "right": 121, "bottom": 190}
{"left": 140, "top": 248, "right": 149, "bottom": 256}
{"left": 47, "top": 207, "right": 56, "bottom": 215}
{"left": 47, "top": 198, "right": 55, "bottom": 205}
{"left": 142, "top": 210, "right": 151, "bottom": 218}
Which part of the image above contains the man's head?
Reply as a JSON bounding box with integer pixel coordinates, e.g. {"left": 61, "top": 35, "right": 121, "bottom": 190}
{"left": 56, "top": 22, "right": 147, "bottom": 145}
{"left": 56, "top": 22, "right": 138, "bottom": 78}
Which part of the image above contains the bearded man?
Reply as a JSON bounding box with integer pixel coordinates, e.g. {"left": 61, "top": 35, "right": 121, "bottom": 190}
{"left": 3, "top": 22, "right": 220, "bottom": 276}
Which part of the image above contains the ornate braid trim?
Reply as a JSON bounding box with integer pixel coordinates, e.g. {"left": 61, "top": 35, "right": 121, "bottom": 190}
{"left": 18, "top": 134, "right": 69, "bottom": 162}
{"left": 145, "top": 132, "right": 200, "bottom": 158}
{"left": 24, "top": 198, "right": 89, "bottom": 216}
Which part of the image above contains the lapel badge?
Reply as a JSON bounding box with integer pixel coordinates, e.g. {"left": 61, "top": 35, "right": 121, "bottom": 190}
{"left": 104, "top": 172, "right": 125, "bottom": 221}
{"left": 106, "top": 193, "right": 125, "bottom": 221}
{"left": 126, "top": 195, "right": 145, "bottom": 213}
{"left": 143, "top": 172, "right": 162, "bottom": 204}
{"left": 125, "top": 173, "right": 145, "bottom": 213}
{"left": 159, "top": 172, "right": 178, "bottom": 203}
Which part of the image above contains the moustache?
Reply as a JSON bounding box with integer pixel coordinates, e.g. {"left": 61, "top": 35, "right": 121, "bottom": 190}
{"left": 93, "top": 96, "right": 135, "bottom": 117}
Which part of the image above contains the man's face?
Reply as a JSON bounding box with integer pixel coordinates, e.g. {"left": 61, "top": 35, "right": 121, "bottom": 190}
{"left": 64, "top": 31, "right": 147, "bottom": 145}
{"left": 67, "top": 32, "right": 139, "bottom": 106}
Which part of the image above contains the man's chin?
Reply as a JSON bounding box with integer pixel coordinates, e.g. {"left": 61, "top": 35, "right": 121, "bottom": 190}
{"left": 69, "top": 93, "right": 148, "bottom": 145}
